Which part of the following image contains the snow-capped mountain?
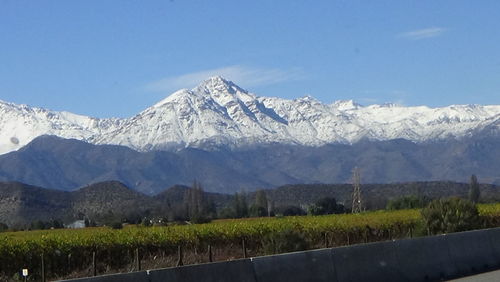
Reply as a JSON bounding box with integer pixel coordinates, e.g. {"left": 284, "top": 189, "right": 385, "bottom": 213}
{"left": 0, "top": 100, "right": 124, "bottom": 155}
{"left": 1, "top": 76, "right": 499, "bottom": 155}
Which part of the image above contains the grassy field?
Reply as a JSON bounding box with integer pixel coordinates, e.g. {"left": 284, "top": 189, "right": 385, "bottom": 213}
{"left": 1, "top": 204, "right": 500, "bottom": 280}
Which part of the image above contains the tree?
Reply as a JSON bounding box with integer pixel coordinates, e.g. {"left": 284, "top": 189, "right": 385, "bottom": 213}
{"left": 256, "top": 190, "right": 268, "bottom": 209}
{"left": 232, "top": 192, "right": 249, "bottom": 218}
{"left": 308, "top": 197, "right": 345, "bottom": 215}
{"left": 110, "top": 221, "right": 123, "bottom": 229}
{"left": 268, "top": 200, "right": 276, "bottom": 217}
{"left": 249, "top": 205, "right": 267, "bottom": 217}
{"left": 386, "top": 195, "right": 429, "bottom": 210}
{"left": 275, "top": 205, "right": 307, "bottom": 216}
{"left": 468, "top": 174, "right": 480, "bottom": 204}
{"left": 184, "top": 181, "right": 212, "bottom": 223}
{"left": 250, "top": 190, "right": 268, "bottom": 217}
{"left": 31, "top": 220, "right": 46, "bottom": 230}
{"left": 421, "top": 197, "right": 480, "bottom": 235}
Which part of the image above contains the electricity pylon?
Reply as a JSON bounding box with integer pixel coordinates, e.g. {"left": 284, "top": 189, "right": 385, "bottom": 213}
{"left": 351, "top": 167, "right": 363, "bottom": 213}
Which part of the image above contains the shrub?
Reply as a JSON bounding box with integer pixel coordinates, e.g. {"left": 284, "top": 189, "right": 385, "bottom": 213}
{"left": 421, "top": 197, "right": 481, "bottom": 235}
{"left": 110, "top": 221, "right": 123, "bottom": 229}
{"left": 190, "top": 214, "right": 211, "bottom": 224}
{"left": 308, "top": 197, "right": 345, "bottom": 215}
{"left": 141, "top": 218, "right": 152, "bottom": 227}
{"left": 262, "top": 229, "right": 309, "bottom": 254}
{"left": 386, "top": 195, "right": 429, "bottom": 210}
{"left": 249, "top": 205, "right": 267, "bottom": 217}
{"left": 275, "top": 205, "right": 306, "bottom": 216}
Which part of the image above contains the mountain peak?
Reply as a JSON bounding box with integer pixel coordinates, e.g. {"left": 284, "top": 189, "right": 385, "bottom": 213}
{"left": 332, "top": 100, "right": 361, "bottom": 110}
{"left": 297, "top": 95, "right": 320, "bottom": 103}
{"left": 206, "top": 75, "right": 230, "bottom": 84}
{"left": 0, "top": 77, "right": 499, "bottom": 156}
{"left": 194, "top": 76, "right": 246, "bottom": 95}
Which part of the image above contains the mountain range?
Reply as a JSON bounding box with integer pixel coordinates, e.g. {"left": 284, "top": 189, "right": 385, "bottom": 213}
{"left": 1, "top": 76, "right": 499, "bottom": 155}
{"left": 0, "top": 134, "right": 498, "bottom": 194}
{"left": 0, "top": 77, "right": 499, "bottom": 194}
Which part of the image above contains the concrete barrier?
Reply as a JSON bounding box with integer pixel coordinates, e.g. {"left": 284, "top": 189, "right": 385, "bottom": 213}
{"left": 148, "top": 259, "right": 256, "bottom": 282}
{"left": 332, "top": 240, "right": 404, "bottom": 282}
{"left": 55, "top": 271, "right": 149, "bottom": 282}
{"left": 486, "top": 227, "right": 500, "bottom": 267}
{"left": 251, "top": 248, "right": 337, "bottom": 282}
{"left": 395, "top": 235, "right": 457, "bottom": 281}
{"left": 446, "top": 229, "right": 497, "bottom": 276}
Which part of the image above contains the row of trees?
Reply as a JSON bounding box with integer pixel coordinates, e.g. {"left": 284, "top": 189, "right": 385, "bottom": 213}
{"left": 6, "top": 174, "right": 482, "bottom": 231}
{"left": 145, "top": 174, "right": 482, "bottom": 225}
{"left": 386, "top": 174, "right": 482, "bottom": 211}
{"left": 184, "top": 185, "right": 347, "bottom": 222}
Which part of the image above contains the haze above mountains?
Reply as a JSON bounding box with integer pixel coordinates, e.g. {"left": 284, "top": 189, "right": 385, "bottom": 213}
{"left": 0, "top": 77, "right": 499, "bottom": 194}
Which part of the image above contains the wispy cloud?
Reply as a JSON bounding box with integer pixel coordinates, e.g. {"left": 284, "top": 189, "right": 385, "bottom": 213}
{"left": 398, "top": 27, "right": 447, "bottom": 40}
{"left": 145, "top": 65, "right": 306, "bottom": 92}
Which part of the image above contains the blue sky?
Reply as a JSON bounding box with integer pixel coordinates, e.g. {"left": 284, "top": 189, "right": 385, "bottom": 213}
{"left": 1, "top": 1, "right": 499, "bottom": 118}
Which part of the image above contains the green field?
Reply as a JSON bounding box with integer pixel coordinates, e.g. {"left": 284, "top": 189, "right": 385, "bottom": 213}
{"left": 1, "top": 204, "right": 500, "bottom": 280}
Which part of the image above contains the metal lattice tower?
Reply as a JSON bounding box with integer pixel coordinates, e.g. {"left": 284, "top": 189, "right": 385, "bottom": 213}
{"left": 351, "top": 167, "right": 362, "bottom": 213}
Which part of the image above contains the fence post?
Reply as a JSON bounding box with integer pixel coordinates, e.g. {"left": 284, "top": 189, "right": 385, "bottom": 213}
{"left": 67, "top": 253, "right": 72, "bottom": 274}
{"left": 208, "top": 245, "right": 213, "bottom": 262}
{"left": 135, "top": 248, "right": 141, "bottom": 271}
{"left": 242, "top": 238, "right": 247, "bottom": 258}
{"left": 41, "top": 253, "right": 46, "bottom": 282}
{"left": 324, "top": 233, "right": 329, "bottom": 248}
{"left": 176, "top": 246, "right": 183, "bottom": 267}
{"left": 92, "top": 251, "right": 97, "bottom": 277}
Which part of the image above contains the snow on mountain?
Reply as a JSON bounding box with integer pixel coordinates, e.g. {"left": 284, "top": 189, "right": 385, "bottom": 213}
{"left": 0, "top": 100, "right": 123, "bottom": 154}
{"left": 1, "top": 76, "right": 499, "bottom": 155}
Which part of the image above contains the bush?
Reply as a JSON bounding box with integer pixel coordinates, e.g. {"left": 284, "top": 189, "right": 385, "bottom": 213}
{"left": 386, "top": 195, "right": 429, "bottom": 210}
{"left": 275, "top": 205, "right": 306, "bottom": 216}
{"left": 110, "top": 221, "right": 123, "bottom": 229}
{"left": 421, "top": 197, "right": 481, "bottom": 235}
{"left": 262, "top": 229, "right": 309, "bottom": 254}
{"left": 249, "top": 205, "right": 267, "bottom": 217}
{"left": 308, "top": 197, "right": 345, "bottom": 215}
{"left": 190, "top": 214, "right": 211, "bottom": 224}
{"left": 141, "top": 218, "right": 152, "bottom": 227}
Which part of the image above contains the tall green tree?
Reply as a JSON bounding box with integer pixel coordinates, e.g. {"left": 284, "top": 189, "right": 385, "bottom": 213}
{"left": 255, "top": 190, "right": 268, "bottom": 211}
{"left": 184, "top": 181, "right": 212, "bottom": 223}
{"left": 250, "top": 190, "right": 268, "bottom": 217}
{"left": 232, "top": 192, "right": 249, "bottom": 218}
{"left": 468, "top": 174, "right": 480, "bottom": 204}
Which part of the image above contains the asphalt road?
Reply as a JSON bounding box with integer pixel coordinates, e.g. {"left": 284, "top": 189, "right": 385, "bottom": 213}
{"left": 448, "top": 269, "right": 500, "bottom": 281}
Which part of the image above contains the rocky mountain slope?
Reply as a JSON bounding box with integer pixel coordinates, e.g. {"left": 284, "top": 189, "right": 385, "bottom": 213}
{"left": 0, "top": 135, "right": 498, "bottom": 194}
{"left": 0, "top": 181, "right": 229, "bottom": 227}
{"left": 1, "top": 77, "right": 499, "bottom": 155}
